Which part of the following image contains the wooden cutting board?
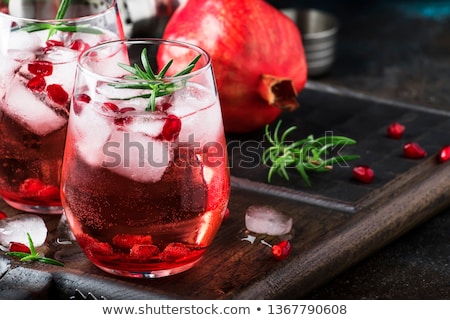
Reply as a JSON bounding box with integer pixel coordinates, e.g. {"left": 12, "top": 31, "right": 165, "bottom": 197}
{"left": 2, "top": 82, "right": 450, "bottom": 299}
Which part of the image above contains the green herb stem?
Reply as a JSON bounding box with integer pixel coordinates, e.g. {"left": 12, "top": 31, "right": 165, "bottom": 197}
{"left": 111, "top": 48, "right": 202, "bottom": 112}
{"left": 263, "top": 120, "right": 360, "bottom": 186}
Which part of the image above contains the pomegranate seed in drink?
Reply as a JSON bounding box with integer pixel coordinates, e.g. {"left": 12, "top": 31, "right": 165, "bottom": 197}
{"left": 47, "top": 84, "right": 69, "bottom": 105}
{"left": 386, "top": 122, "right": 405, "bottom": 139}
{"left": 102, "top": 102, "right": 120, "bottom": 112}
{"left": 352, "top": 165, "right": 375, "bottom": 183}
{"left": 438, "top": 145, "right": 450, "bottom": 162}
{"left": 160, "top": 242, "right": 191, "bottom": 261}
{"left": 69, "top": 39, "right": 90, "bottom": 52}
{"left": 112, "top": 234, "right": 153, "bottom": 251}
{"left": 27, "top": 76, "right": 46, "bottom": 93}
{"left": 73, "top": 94, "right": 91, "bottom": 115}
{"left": 130, "top": 244, "right": 160, "bottom": 259}
{"left": 271, "top": 240, "right": 292, "bottom": 260}
{"left": 161, "top": 115, "right": 182, "bottom": 141}
{"left": 9, "top": 242, "right": 31, "bottom": 254}
{"left": 28, "top": 60, "right": 53, "bottom": 76}
{"left": 403, "top": 142, "right": 427, "bottom": 159}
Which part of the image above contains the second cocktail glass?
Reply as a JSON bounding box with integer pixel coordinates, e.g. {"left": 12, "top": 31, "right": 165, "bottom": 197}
{"left": 0, "top": 0, "right": 124, "bottom": 214}
{"left": 61, "top": 39, "right": 231, "bottom": 278}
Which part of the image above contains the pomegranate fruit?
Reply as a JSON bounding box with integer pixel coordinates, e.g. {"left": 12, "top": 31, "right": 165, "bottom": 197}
{"left": 161, "top": 0, "right": 307, "bottom": 133}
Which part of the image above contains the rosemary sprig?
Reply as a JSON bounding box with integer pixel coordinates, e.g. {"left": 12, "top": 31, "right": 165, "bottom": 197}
{"left": 18, "top": 0, "right": 102, "bottom": 38}
{"left": 110, "top": 48, "right": 202, "bottom": 112}
{"left": 262, "top": 120, "right": 360, "bottom": 186}
{"left": 5, "top": 233, "right": 64, "bottom": 267}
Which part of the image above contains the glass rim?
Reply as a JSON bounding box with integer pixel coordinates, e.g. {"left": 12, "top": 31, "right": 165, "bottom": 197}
{"left": 0, "top": 0, "right": 118, "bottom": 24}
{"left": 77, "top": 38, "right": 213, "bottom": 84}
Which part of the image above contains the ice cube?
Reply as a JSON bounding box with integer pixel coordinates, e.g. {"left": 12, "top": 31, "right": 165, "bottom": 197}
{"left": 4, "top": 76, "right": 68, "bottom": 136}
{"left": 0, "top": 57, "right": 20, "bottom": 91}
{"left": 126, "top": 114, "right": 165, "bottom": 137}
{"left": 170, "top": 85, "right": 223, "bottom": 147}
{"left": 245, "top": 205, "right": 293, "bottom": 236}
{"left": 72, "top": 103, "right": 113, "bottom": 167}
{"left": 103, "top": 130, "right": 172, "bottom": 183}
{"left": 44, "top": 48, "right": 78, "bottom": 93}
{"left": 8, "top": 30, "right": 41, "bottom": 52}
{"left": 0, "top": 214, "right": 47, "bottom": 249}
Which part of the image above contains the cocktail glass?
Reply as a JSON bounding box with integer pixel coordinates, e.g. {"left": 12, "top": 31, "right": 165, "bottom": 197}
{"left": 0, "top": 0, "right": 125, "bottom": 214}
{"left": 61, "top": 39, "right": 231, "bottom": 278}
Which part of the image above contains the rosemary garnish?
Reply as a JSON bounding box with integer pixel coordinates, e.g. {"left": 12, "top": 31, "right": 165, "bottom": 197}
{"left": 110, "top": 48, "right": 202, "bottom": 112}
{"left": 5, "top": 233, "right": 64, "bottom": 267}
{"left": 263, "top": 120, "right": 360, "bottom": 186}
{"left": 18, "top": 0, "right": 103, "bottom": 39}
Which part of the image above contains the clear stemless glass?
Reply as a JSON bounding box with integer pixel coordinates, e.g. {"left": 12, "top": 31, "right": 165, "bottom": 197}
{"left": 0, "top": 0, "right": 125, "bottom": 214}
{"left": 61, "top": 39, "right": 231, "bottom": 278}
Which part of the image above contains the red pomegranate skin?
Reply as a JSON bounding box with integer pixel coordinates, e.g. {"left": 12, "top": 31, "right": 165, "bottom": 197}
{"left": 162, "top": 0, "right": 307, "bottom": 133}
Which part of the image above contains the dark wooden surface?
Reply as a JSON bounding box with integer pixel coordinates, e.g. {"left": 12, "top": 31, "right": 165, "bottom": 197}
{"left": 1, "top": 84, "right": 450, "bottom": 299}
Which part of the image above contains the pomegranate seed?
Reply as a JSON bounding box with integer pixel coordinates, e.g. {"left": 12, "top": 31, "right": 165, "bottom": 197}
{"left": 73, "top": 93, "right": 91, "bottom": 115}
{"left": 130, "top": 244, "right": 160, "bottom": 259}
{"left": 223, "top": 208, "right": 230, "bottom": 220}
{"left": 160, "top": 242, "right": 190, "bottom": 261}
{"left": 27, "top": 76, "right": 46, "bottom": 93}
{"left": 161, "top": 114, "right": 182, "bottom": 141}
{"left": 28, "top": 60, "right": 53, "bottom": 76}
{"left": 119, "top": 107, "right": 136, "bottom": 113}
{"left": 0, "top": 211, "right": 7, "bottom": 219}
{"left": 404, "top": 142, "right": 427, "bottom": 159}
{"left": 386, "top": 122, "right": 405, "bottom": 139}
{"left": 271, "top": 240, "right": 292, "bottom": 260}
{"left": 37, "top": 185, "right": 60, "bottom": 200}
{"left": 9, "top": 242, "right": 31, "bottom": 254}
{"left": 352, "top": 165, "right": 375, "bottom": 183}
{"left": 85, "top": 241, "right": 114, "bottom": 256}
{"left": 438, "top": 145, "right": 450, "bottom": 162}
{"left": 69, "top": 39, "right": 90, "bottom": 52}
{"left": 45, "top": 40, "right": 64, "bottom": 48}
{"left": 47, "top": 84, "right": 68, "bottom": 105}
{"left": 114, "top": 116, "right": 133, "bottom": 127}
{"left": 112, "top": 234, "right": 153, "bottom": 250}
{"left": 157, "top": 102, "right": 172, "bottom": 111}
{"left": 102, "top": 102, "right": 120, "bottom": 112}
{"left": 19, "top": 178, "right": 46, "bottom": 196}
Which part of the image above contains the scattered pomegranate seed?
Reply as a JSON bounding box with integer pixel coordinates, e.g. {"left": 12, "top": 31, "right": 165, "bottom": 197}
{"left": 438, "top": 145, "right": 450, "bottom": 162}
{"left": 112, "top": 234, "right": 153, "bottom": 251}
{"left": 27, "top": 76, "right": 46, "bottom": 93}
{"left": 403, "top": 142, "right": 427, "bottom": 159}
{"left": 0, "top": 211, "right": 7, "bottom": 219}
{"left": 386, "top": 122, "right": 405, "bottom": 139}
{"left": 9, "top": 242, "right": 31, "bottom": 254}
{"left": 130, "top": 244, "right": 160, "bottom": 259}
{"left": 160, "top": 242, "right": 190, "bottom": 261}
{"left": 69, "top": 39, "right": 90, "bottom": 52}
{"left": 271, "top": 240, "right": 292, "bottom": 260}
{"left": 352, "top": 165, "right": 375, "bottom": 183}
{"left": 47, "top": 84, "right": 69, "bottom": 105}
{"left": 28, "top": 60, "right": 53, "bottom": 76}
{"left": 223, "top": 208, "right": 230, "bottom": 220}
{"left": 102, "top": 102, "right": 120, "bottom": 112}
{"left": 161, "top": 114, "right": 182, "bottom": 141}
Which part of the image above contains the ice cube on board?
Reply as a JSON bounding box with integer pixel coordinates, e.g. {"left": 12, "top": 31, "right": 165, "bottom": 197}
{"left": 0, "top": 214, "right": 47, "bottom": 249}
{"left": 245, "top": 205, "right": 293, "bottom": 236}
{"left": 4, "top": 77, "right": 68, "bottom": 136}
